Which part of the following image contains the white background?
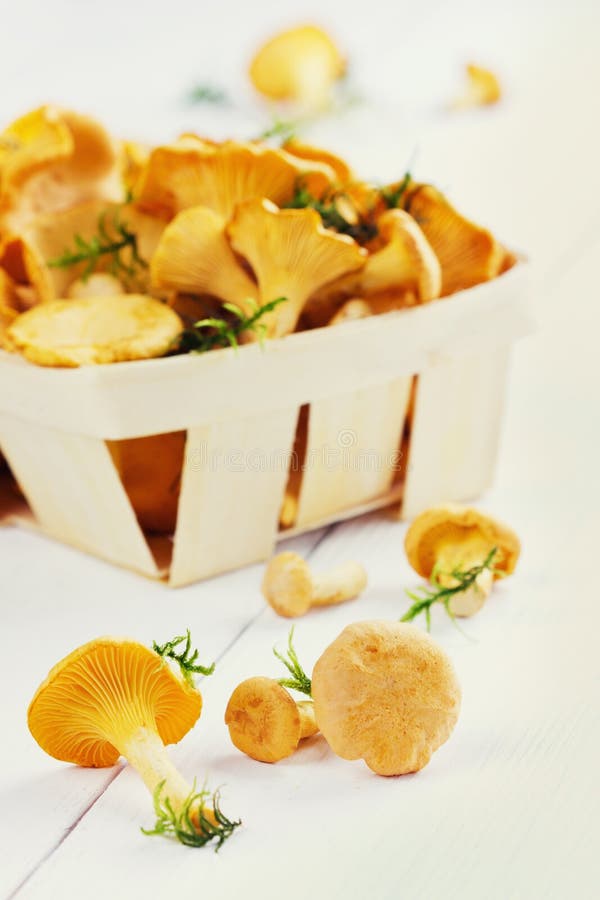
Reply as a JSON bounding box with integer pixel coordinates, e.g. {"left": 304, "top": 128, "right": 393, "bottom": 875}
{"left": 1, "top": 1, "right": 599, "bottom": 898}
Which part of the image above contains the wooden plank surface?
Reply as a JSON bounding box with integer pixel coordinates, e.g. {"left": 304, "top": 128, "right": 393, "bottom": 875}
{"left": 1, "top": 0, "right": 600, "bottom": 898}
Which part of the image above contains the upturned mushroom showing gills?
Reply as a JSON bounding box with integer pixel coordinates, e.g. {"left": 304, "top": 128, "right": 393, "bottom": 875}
{"left": 227, "top": 198, "right": 366, "bottom": 337}
{"left": 150, "top": 206, "right": 258, "bottom": 313}
{"left": 403, "top": 505, "right": 521, "bottom": 624}
{"left": 28, "top": 632, "right": 240, "bottom": 849}
{"left": 249, "top": 25, "right": 345, "bottom": 110}
{"left": 262, "top": 551, "right": 368, "bottom": 618}
{"left": 225, "top": 677, "right": 318, "bottom": 763}
{"left": 405, "top": 184, "right": 503, "bottom": 296}
{"left": 312, "top": 620, "right": 461, "bottom": 776}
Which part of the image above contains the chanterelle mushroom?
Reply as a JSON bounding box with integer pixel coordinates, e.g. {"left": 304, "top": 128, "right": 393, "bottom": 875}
{"left": 225, "top": 676, "right": 318, "bottom": 763}
{"left": 403, "top": 505, "right": 521, "bottom": 621}
{"left": 406, "top": 184, "right": 503, "bottom": 296}
{"left": 312, "top": 620, "right": 461, "bottom": 776}
{"left": 249, "top": 25, "right": 345, "bottom": 109}
{"left": 227, "top": 198, "right": 366, "bottom": 336}
{"left": 28, "top": 632, "right": 240, "bottom": 848}
{"left": 262, "top": 551, "right": 367, "bottom": 618}
{"left": 150, "top": 206, "right": 257, "bottom": 313}
{"left": 8, "top": 293, "right": 182, "bottom": 367}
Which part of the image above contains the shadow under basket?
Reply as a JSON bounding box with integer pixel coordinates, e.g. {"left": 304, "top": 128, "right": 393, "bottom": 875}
{"left": 0, "top": 261, "right": 532, "bottom": 586}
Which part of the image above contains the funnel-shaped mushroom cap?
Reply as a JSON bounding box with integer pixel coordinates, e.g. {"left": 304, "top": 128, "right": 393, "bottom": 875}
{"left": 225, "top": 676, "right": 304, "bottom": 763}
{"left": 135, "top": 140, "right": 331, "bottom": 222}
{"left": 405, "top": 504, "right": 521, "bottom": 579}
{"left": 0, "top": 106, "right": 119, "bottom": 231}
{"left": 151, "top": 206, "right": 257, "bottom": 312}
{"left": 362, "top": 209, "right": 442, "bottom": 303}
{"left": 28, "top": 638, "right": 202, "bottom": 768}
{"left": 8, "top": 293, "right": 182, "bottom": 367}
{"left": 406, "top": 185, "right": 503, "bottom": 296}
{"left": 228, "top": 198, "right": 366, "bottom": 336}
{"left": 312, "top": 621, "right": 461, "bottom": 776}
{"left": 262, "top": 552, "right": 314, "bottom": 617}
{"left": 282, "top": 139, "right": 352, "bottom": 184}
{"left": 249, "top": 25, "right": 345, "bottom": 106}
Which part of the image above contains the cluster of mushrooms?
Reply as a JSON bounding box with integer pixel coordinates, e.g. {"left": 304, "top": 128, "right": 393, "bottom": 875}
{"left": 28, "top": 503, "right": 519, "bottom": 849}
{"left": 0, "top": 103, "right": 514, "bottom": 368}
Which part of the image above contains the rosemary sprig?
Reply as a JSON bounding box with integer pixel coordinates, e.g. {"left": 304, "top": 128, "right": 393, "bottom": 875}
{"left": 401, "top": 547, "right": 499, "bottom": 630}
{"left": 187, "top": 83, "right": 229, "bottom": 106}
{"left": 273, "top": 627, "right": 312, "bottom": 696}
{"left": 380, "top": 171, "right": 412, "bottom": 209}
{"left": 285, "top": 184, "right": 378, "bottom": 242}
{"left": 47, "top": 207, "right": 147, "bottom": 283}
{"left": 142, "top": 781, "right": 240, "bottom": 850}
{"left": 178, "top": 297, "right": 287, "bottom": 354}
{"left": 152, "top": 629, "right": 215, "bottom": 685}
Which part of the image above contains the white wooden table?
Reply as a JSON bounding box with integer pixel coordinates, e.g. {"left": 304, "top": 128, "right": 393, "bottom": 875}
{"left": 1, "top": 1, "right": 599, "bottom": 897}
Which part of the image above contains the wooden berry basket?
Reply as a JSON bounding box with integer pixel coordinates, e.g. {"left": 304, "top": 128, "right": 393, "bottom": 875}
{"left": 0, "top": 260, "right": 530, "bottom": 586}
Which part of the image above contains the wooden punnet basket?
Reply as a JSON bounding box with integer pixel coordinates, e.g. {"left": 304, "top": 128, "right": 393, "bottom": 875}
{"left": 0, "top": 262, "right": 530, "bottom": 586}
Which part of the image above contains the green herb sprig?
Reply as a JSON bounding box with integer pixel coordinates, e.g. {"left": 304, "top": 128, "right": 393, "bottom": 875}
{"left": 256, "top": 117, "right": 300, "bottom": 144}
{"left": 401, "top": 547, "right": 499, "bottom": 631}
{"left": 143, "top": 781, "right": 240, "bottom": 850}
{"left": 273, "top": 627, "right": 312, "bottom": 696}
{"left": 187, "top": 83, "right": 229, "bottom": 106}
{"left": 179, "top": 297, "right": 287, "bottom": 354}
{"left": 152, "top": 629, "right": 215, "bottom": 685}
{"left": 47, "top": 207, "right": 147, "bottom": 284}
{"left": 380, "top": 171, "right": 412, "bottom": 209}
{"left": 285, "top": 184, "right": 378, "bottom": 243}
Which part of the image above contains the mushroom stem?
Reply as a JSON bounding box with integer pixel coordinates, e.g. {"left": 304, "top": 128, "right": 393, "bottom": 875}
{"left": 297, "top": 700, "right": 319, "bottom": 739}
{"left": 445, "top": 567, "right": 493, "bottom": 618}
{"left": 119, "top": 726, "right": 218, "bottom": 826}
{"left": 311, "top": 562, "right": 369, "bottom": 607}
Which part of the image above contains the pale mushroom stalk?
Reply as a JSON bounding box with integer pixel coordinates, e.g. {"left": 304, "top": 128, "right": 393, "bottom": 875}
{"left": 28, "top": 631, "right": 240, "bottom": 849}
{"left": 262, "top": 551, "right": 368, "bottom": 618}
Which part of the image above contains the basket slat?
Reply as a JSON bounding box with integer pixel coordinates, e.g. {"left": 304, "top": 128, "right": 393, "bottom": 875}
{"left": 401, "top": 346, "right": 510, "bottom": 518}
{"left": 169, "top": 408, "right": 299, "bottom": 586}
{"left": 0, "top": 416, "right": 159, "bottom": 575}
{"left": 294, "top": 378, "right": 412, "bottom": 527}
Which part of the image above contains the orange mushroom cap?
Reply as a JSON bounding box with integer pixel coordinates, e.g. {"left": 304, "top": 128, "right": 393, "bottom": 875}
{"left": 404, "top": 504, "right": 521, "bottom": 580}
{"left": 225, "top": 676, "right": 310, "bottom": 763}
{"left": 406, "top": 184, "right": 503, "bottom": 295}
{"left": 282, "top": 139, "right": 352, "bottom": 184}
{"left": 134, "top": 140, "right": 333, "bottom": 223}
{"left": 28, "top": 638, "right": 202, "bottom": 768}
{"left": 312, "top": 620, "right": 461, "bottom": 776}
{"left": 150, "top": 206, "right": 257, "bottom": 312}
{"left": 227, "top": 198, "right": 366, "bottom": 336}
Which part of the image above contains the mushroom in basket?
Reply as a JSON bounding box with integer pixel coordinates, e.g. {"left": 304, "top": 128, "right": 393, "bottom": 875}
{"left": 28, "top": 631, "right": 240, "bottom": 849}
{"left": 402, "top": 505, "right": 521, "bottom": 624}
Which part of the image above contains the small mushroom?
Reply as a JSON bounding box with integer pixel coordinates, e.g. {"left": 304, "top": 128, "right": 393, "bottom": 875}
{"left": 312, "top": 620, "right": 461, "bottom": 776}
{"left": 8, "top": 293, "right": 182, "bottom": 367}
{"left": 225, "top": 676, "right": 318, "bottom": 763}
{"left": 227, "top": 198, "right": 366, "bottom": 336}
{"left": 404, "top": 505, "right": 521, "bottom": 617}
{"left": 360, "top": 209, "right": 442, "bottom": 303}
{"left": 28, "top": 635, "right": 239, "bottom": 847}
{"left": 262, "top": 551, "right": 368, "bottom": 618}
{"left": 249, "top": 25, "right": 345, "bottom": 109}
{"left": 150, "top": 206, "right": 257, "bottom": 313}
{"left": 67, "top": 272, "right": 123, "bottom": 299}
{"left": 406, "top": 184, "right": 503, "bottom": 295}
{"left": 452, "top": 63, "right": 502, "bottom": 109}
